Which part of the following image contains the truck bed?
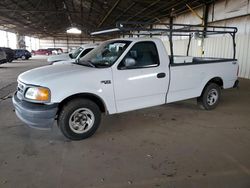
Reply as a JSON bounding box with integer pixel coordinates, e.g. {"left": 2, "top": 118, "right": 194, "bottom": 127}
{"left": 172, "top": 55, "right": 236, "bottom": 66}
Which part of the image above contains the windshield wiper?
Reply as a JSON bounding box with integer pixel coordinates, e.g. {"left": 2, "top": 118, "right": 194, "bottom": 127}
{"left": 94, "top": 63, "right": 110, "bottom": 68}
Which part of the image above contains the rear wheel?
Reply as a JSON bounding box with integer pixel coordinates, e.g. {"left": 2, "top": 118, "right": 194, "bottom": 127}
{"left": 58, "top": 99, "right": 101, "bottom": 140}
{"left": 197, "top": 83, "right": 221, "bottom": 110}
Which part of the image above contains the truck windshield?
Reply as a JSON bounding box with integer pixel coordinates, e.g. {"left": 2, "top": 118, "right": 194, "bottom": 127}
{"left": 71, "top": 47, "right": 83, "bottom": 59}
{"left": 78, "top": 40, "right": 131, "bottom": 68}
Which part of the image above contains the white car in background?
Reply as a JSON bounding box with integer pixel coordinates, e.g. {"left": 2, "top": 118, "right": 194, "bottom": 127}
{"left": 47, "top": 44, "right": 97, "bottom": 65}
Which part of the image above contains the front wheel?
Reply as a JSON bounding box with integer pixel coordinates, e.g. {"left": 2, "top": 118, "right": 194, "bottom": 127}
{"left": 197, "top": 83, "right": 221, "bottom": 110}
{"left": 21, "top": 55, "right": 26, "bottom": 60}
{"left": 58, "top": 99, "right": 101, "bottom": 140}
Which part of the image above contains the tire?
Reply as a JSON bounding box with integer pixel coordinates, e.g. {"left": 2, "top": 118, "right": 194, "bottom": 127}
{"left": 197, "top": 83, "right": 221, "bottom": 110}
{"left": 21, "top": 55, "right": 26, "bottom": 60}
{"left": 58, "top": 99, "right": 101, "bottom": 140}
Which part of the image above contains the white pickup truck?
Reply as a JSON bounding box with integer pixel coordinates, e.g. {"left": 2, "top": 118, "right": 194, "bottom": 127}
{"left": 12, "top": 38, "right": 239, "bottom": 140}
{"left": 47, "top": 44, "right": 97, "bottom": 65}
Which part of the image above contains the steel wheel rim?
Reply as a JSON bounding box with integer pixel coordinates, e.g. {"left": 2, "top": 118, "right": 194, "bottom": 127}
{"left": 69, "top": 108, "right": 95, "bottom": 134}
{"left": 207, "top": 89, "right": 218, "bottom": 106}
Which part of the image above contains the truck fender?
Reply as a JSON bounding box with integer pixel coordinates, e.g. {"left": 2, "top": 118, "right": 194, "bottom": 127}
{"left": 57, "top": 93, "right": 108, "bottom": 115}
{"left": 199, "top": 77, "right": 223, "bottom": 96}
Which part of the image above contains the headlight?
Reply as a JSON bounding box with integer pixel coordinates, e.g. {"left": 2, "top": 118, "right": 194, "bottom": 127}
{"left": 25, "top": 87, "right": 50, "bottom": 102}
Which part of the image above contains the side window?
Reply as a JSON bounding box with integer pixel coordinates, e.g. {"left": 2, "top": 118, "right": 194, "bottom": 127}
{"left": 79, "top": 48, "right": 93, "bottom": 58}
{"left": 118, "top": 42, "right": 159, "bottom": 69}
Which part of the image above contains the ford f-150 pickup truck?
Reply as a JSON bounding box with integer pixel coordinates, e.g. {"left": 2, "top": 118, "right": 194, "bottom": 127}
{"left": 12, "top": 23, "right": 239, "bottom": 140}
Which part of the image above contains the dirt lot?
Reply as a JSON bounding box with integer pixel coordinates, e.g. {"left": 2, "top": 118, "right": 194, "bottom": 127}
{"left": 0, "top": 57, "right": 250, "bottom": 188}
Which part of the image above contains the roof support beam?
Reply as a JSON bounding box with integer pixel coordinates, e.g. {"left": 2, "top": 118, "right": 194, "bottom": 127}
{"left": 88, "top": 0, "right": 94, "bottom": 20}
{"left": 137, "top": 0, "right": 183, "bottom": 22}
{"left": 186, "top": 4, "right": 203, "bottom": 22}
{"left": 98, "top": 0, "right": 121, "bottom": 28}
{"left": 63, "top": 0, "right": 73, "bottom": 26}
{"left": 125, "top": 0, "right": 161, "bottom": 22}
{"left": 112, "top": 2, "right": 136, "bottom": 25}
{"left": 0, "top": 8, "right": 82, "bottom": 13}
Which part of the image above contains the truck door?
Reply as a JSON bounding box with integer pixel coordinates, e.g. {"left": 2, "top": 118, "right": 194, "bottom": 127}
{"left": 112, "top": 41, "right": 169, "bottom": 113}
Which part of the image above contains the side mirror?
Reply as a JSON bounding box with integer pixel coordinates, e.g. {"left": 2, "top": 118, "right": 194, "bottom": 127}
{"left": 124, "top": 58, "right": 136, "bottom": 68}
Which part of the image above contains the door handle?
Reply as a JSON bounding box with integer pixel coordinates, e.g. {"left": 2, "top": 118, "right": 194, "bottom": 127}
{"left": 157, "top": 72, "right": 166, "bottom": 78}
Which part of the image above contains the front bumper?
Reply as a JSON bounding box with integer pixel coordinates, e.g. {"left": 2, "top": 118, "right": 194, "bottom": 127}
{"left": 12, "top": 92, "right": 58, "bottom": 130}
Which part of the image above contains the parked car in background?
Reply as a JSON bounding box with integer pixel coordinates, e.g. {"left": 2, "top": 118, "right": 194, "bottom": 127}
{"left": 0, "top": 48, "right": 7, "bottom": 64}
{"left": 14, "top": 49, "right": 32, "bottom": 60}
{"left": 47, "top": 48, "right": 63, "bottom": 55}
{"left": 1, "top": 47, "right": 15, "bottom": 62}
{"left": 31, "top": 49, "right": 52, "bottom": 56}
{"left": 47, "top": 44, "right": 97, "bottom": 65}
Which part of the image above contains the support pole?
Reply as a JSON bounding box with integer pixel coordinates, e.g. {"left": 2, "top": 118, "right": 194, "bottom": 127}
{"left": 30, "top": 37, "right": 32, "bottom": 51}
{"left": 66, "top": 34, "right": 69, "bottom": 52}
{"left": 150, "top": 24, "right": 153, "bottom": 38}
{"left": 16, "top": 33, "right": 26, "bottom": 49}
{"left": 53, "top": 37, "right": 55, "bottom": 48}
{"left": 169, "top": 14, "right": 174, "bottom": 64}
{"left": 186, "top": 34, "right": 192, "bottom": 56}
{"left": 201, "top": 3, "right": 209, "bottom": 56}
{"left": 6, "top": 32, "right": 9, "bottom": 47}
{"left": 231, "top": 33, "right": 236, "bottom": 59}
{"left": 186, "top": 3, "right": 207, "bottom": 56}
{"left": 203, "top": 3, "right": 209, "bottom": 38}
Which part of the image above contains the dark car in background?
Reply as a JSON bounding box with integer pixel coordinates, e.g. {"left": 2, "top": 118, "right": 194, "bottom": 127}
{"left": 14, "top": 49, "right": 32, "bottom": 60}
{"left": 0, "top": 48, "right": 7, "bottom": 64}
{"left": 31, "top": 49, "right": 52, "bottom": 56}
{"left": 1, "top": 47, "right": 15, "bottom": 62}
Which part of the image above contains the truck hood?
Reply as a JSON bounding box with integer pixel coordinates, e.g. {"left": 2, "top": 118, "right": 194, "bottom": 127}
{"left": 18, "top": 64, "right": 94, "bottom": 85}
{"left": 47, "top": 53, "right": 71, "bottom": 63}
{"left": 52, "top": 59, "right": 75, "bottom": 65}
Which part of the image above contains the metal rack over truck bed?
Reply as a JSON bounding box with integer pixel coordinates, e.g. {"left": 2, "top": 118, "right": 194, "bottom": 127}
{"left": 91, "top": 22, "right": 238, "bottom": 65}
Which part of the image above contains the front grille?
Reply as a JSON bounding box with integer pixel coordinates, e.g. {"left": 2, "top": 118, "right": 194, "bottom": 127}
{"left": 17, "top": 82, "right": 24, "bottom": 93}
{"left": 17, "top": 81, "right": 26, "bottom": 100}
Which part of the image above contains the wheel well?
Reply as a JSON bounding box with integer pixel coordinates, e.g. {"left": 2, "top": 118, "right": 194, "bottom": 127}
{"left": 58, "top": 93, "right": 106, "bottom": 114}
{"left": 207, "top": 77, "right": 223, "bottom": 88}
{"left": 200, "top": 77, "right": 223, "bottom": 97}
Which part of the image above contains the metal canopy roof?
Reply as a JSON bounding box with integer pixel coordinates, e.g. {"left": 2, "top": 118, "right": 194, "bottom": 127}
{"left": 0, "top": 0, "right": 215, "bottom": 39}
